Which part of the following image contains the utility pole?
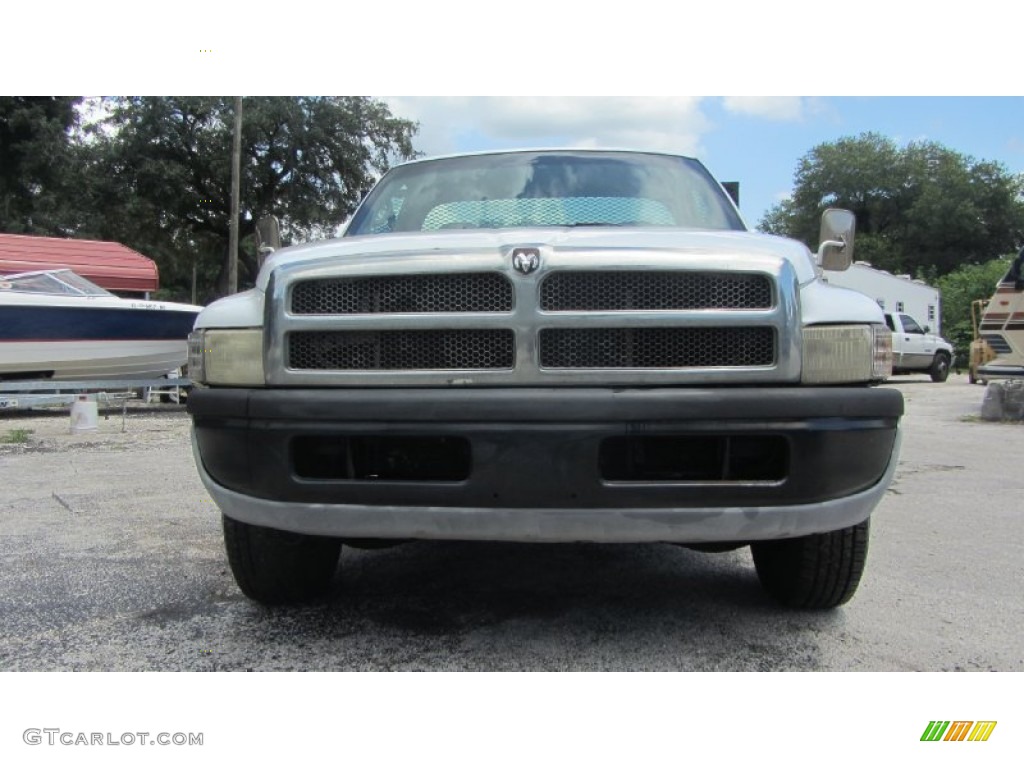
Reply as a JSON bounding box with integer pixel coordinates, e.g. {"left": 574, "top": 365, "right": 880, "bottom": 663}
{"left": 228, "top": 96, "right": 242, "bottom": 294}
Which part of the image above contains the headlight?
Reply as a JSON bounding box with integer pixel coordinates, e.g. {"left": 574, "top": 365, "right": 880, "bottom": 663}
{"left": 801, "top": 324, "right": 892, "bottom": 384}
{"left": 187, "top": 329, "right": 264, "bottom": 386}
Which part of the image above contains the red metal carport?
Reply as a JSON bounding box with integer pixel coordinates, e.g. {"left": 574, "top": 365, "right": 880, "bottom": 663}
{"left": 0, "top": 233, "right": 159, "bottom": 294}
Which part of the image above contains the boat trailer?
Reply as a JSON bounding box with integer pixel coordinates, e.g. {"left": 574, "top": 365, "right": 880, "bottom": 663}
{"left": 0, "top": 377, "right": 191, "bottom": 411}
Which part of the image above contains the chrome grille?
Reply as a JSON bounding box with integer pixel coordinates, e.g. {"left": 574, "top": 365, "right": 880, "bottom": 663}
{"left": 539, "top": 327, "right": 776, "bottom": 368}
{"left": 266, "top": 254, "right": 800, "bottom": 386}
{"left": 289, "top": 329, "right": 514, "bottom": 371}
{"left": 291, "top": 273, "right": 513, "bottom": 314}
{"left": 540, "top": 271, "right": 772, "bottom": 311}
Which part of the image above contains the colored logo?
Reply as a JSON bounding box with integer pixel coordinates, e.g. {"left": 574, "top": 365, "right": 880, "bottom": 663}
{"left": 921, "top": 721, "right": 997, "bottom": 742}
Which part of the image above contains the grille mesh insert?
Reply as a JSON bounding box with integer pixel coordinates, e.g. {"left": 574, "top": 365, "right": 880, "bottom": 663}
{"left": 291, "top": 273, "right": 513, "bottom": 314}
{"left": 289, "top": 329, "right": 514, "bottom": 370}
{"left": 540, "top": 271, "right": 772, "bottom": 311}
{"left": 539, "top": 327, "right": 775, "bottom": 368}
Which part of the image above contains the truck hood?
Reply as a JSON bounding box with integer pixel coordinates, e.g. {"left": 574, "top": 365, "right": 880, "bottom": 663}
{"left": 256, "top": 227, "right": 819, "bottom": 291}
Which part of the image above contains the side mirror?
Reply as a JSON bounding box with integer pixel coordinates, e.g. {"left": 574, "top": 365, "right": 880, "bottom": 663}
{"left": 923, "top": 325, "right": 932, "bottom": 334}
{"left": 817, "top": 208, "right": 856, "bottom": 271}
{"left": 255, "top": 215, "right": 282, "bottom": 266}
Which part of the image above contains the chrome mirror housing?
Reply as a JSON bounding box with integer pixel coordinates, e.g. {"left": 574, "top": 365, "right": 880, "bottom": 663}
{"left": 818, "top": 208, "right": 856, "bottom": 271}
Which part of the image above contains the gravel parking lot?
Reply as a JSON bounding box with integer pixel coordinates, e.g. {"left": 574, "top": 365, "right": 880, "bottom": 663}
{"left": 1, "top": 375, "right": 1021, "bottom": 671}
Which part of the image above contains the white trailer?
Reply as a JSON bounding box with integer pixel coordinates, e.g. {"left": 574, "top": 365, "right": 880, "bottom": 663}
{"left": 822, "top": 262, "right": 942, "bottom": 334}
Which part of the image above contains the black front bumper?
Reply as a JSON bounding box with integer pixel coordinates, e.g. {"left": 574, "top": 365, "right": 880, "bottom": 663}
{"left": 189, "top": 386, "right": 903, "bottom": 510}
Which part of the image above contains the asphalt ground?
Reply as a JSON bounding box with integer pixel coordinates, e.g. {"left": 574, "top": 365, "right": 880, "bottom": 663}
{"left": 0, "top": 374, "right": 1021, "bottom": 672}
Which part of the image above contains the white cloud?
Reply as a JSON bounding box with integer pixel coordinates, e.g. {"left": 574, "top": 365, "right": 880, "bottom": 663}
{"left": 721, "top": 97, "right": 807, "bottom": 121}
{"left": 386, "top": 96, "right": 713, "bottom": 157}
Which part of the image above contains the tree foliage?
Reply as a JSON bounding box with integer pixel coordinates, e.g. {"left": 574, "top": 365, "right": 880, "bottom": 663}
{"left": 760, "top": 132, "right": 1024, "bottom": 277}
{"left": 77, "top": 97, "right": 418, "bottom": 301}
{"left": 0, "top": 97, "right": 82, "bottom": 235}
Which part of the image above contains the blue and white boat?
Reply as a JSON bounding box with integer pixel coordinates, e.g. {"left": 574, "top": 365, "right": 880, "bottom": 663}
{"left": 0, "top": 269, "right": 201, "bottom": 380}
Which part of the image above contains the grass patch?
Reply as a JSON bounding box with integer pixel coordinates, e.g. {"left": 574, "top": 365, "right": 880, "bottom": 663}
{"left": 0, "top": 428, "right": 34, "bottom": 444}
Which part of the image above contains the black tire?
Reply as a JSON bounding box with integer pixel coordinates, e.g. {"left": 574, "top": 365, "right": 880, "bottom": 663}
{"left": 750, "top": 520, "right": 869, "bottom": 609}
{"left": 222, "top": 514, "right": 341, "bottom": 605}
{"left": 929, "top": 353, "right": 951, "bottom": 383}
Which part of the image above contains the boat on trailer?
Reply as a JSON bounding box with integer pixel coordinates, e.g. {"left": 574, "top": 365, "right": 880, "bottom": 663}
{"left": 0, "top": 269, "right": 202, "bottom": 381}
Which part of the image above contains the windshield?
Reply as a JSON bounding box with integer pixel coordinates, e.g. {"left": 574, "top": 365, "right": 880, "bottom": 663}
{"left": 0, "top": 269, "right": 114, "bottom": 297}
{"left": 345, "top": 151, "right": 745, "bottom": 236}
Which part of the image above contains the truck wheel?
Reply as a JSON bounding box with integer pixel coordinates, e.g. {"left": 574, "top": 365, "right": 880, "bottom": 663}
{"left": 750, "top": 520, "right": 869, "bottom": 609}
{"left": 929, "top": 353, "right": 951, "bottom": 382}
{"left": 222, "top": 515, "right": 341, "bottom": 604}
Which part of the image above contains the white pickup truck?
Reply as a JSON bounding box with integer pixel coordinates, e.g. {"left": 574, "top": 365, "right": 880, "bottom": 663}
{"left": 187, "top": 148, "right": 903, "bottom": 610}
{"left": 885, "top": 312, "right": 954, "bottom": 382}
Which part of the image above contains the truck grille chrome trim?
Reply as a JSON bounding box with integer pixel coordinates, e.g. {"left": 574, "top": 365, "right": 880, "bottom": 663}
{"left": 264, "top": 253, "right": 801, "bottom": 386}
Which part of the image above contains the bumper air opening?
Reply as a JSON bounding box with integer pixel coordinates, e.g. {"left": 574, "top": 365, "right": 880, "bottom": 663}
{"left": 599, "top": 434, "right": 788, "bottom": 483}
{"left": 292, "top": 435, "right": 472, "bottom": 482}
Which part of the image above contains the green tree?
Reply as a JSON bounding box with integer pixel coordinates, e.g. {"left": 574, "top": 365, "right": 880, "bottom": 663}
{"left": 760, "top": 132, "right": 1024, "bottom": 277}
{"left": 80, "top": 96, "right": 418, "bottom": 302}
{"left": 0, "top": 96, "right": 82, "bottom": 235}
